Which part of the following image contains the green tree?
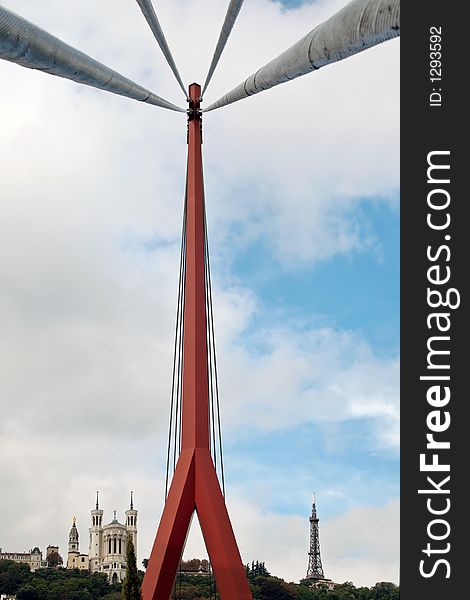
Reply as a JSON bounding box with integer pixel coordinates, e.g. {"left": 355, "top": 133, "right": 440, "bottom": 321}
{"left": 254, "top": 576, "right": 298, "bottom": 600}
{"left": 0, "top": 560, "right": 31, "bottom": 595}
{"left": 333, "top": 581, "right": 357, "bottom": 600}
{"left": 89, "top": 572, "right": 114, "bottom": 599}
{"left": 102, "top": 593, "right": 122, "bottom": 600}
{"left": 370, "top": 582, "right": 399, "bottom": 600}
{"left": 181, "top": 558, "right": 201, "bottom": 572}
{"left": 122, "top": 538, "right": 141, "bottom": 600}
{"left": 46, "top": 551, "right": 63, "bottom": 568}
{"left": 16, "top": 584, "right": 40, "bottom": 600}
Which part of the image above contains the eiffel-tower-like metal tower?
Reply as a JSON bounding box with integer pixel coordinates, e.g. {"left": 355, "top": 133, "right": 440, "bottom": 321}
{"left": 306, "top": 494, "right": 326, "bottom": 581}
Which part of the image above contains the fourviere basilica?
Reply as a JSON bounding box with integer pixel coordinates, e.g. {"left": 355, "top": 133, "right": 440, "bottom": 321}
{"left": 66, "top": 492, "right": 138, "bottom": 584}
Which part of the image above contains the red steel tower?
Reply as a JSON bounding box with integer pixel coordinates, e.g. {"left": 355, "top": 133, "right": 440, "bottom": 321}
{"left": 141, "top": 83, "right": 252, "bottom": 600}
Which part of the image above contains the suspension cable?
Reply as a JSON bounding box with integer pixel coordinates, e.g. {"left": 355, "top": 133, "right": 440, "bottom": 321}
{"left": 173, "top": 207, "right": 186, "bottom": 472}
{"left": 203, "top": 0, "right": 400, "bottom": 111}
{"left": 205, "top": 223, "right": 217, "bottom": 468}
{"left": 135, "top": 0, "right": 186, "bottom": 97}
{"left": 202, "top": 0, "right": 245, "bottom": 96}
{"left": 206, "top": 242, "right": 226, "bottom": 497}
{"left": 209, "top": 562, "right": 214, "bottom": 600}
{"left": 165, "top": 183, "right": 187, "bottom": 499}
{"left": 0, "top": 6, "right": 184, "bottom": 112}
{"left": 164, "top": 233, "right": 182, "bottom": 499}
{"left": 202, "top": 185, "right": 226, "bottom": 496}
{"left": 206, "top": 278, "right": 216, "bottom": 461}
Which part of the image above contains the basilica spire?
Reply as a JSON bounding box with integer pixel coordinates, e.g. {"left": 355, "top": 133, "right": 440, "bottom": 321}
{"left": 130, "top": 491, "right": 134, "bottom": 510}
{"left": 96, "top": 491, "right": 99, "bottom": 510}
{"left": 68, "top": 517, "right": 79, "bottom": 554}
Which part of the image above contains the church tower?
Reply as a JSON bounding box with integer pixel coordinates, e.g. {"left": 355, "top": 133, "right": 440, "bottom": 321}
{"left": 66, "top": 517, "right": 80, "bottom": 568}
{"left": 125, "top": 491, "right": 138, "bottom": 554}
{"left": 66, "top": 517, "right": 89, "bottom": 571}
{"left": 68, "top": 518, "right": 79, "bottom": 554}
{"left": 89, "top": 491, "right": 104, "bottom": 572}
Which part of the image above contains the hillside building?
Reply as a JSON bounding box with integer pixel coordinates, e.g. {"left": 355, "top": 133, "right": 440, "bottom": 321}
{"left": 0, "top": 548, "right": 47, "bottom": 572}
{"left": 66, "top": 492, "right": 137, "bottom": 584}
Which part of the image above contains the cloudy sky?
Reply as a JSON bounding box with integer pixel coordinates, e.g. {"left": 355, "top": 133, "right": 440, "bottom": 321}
{"left": 0, "top": 0, "right": 399, "bottom": 588}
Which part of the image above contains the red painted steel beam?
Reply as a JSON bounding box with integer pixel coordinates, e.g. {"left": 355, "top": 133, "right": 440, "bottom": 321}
{"left": 141, "top": 83, "right": 252, "bottom": 600}
{"left": 181, "top": 84, "right": 209, "bottom": 451}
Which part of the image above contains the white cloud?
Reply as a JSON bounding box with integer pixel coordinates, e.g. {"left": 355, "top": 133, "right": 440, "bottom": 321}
{"left": 321, "top": 498, "right": 400, "bottom": 586}
{"left": 216, "top": 315, "right": 399, "bottom": 449}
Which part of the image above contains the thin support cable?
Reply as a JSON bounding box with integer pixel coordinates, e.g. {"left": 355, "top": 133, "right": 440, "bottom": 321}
{"left": 208, "top": 270, "right": 217, "bottom": 470}
{"left": 202, "top": 0, "right": 245, "bottom": 96}
{"left": 172, "top": 192, "right": 187, "bottom": 474}
{"left": 178, "top": 197, "right": 187, "bottom": 459}
{"left": 205, "top": 230, "right": 226, "bottom": 497}
{"left": 207, "top": 294, "right": 214, "bottom": 459}
{"left": 172, "top": 302, "right": 181, "bottom": 474}
{"left": 178, "top": 560, "right": 182, "bottom": 599}
{"left": 178, "top": 309, "right": 184, "bottom": 455}
{"left": 135, "top": 0, "right": 186, "bottom": 96}
{"left": 173, "top": 246, "right": 185, "bottom": 471}
{"left": 209, "top": 562, "right": 214, "bottom": 600}
{"left": 202, "top": 183, "right": 226, "bottom": 497}
{"left": 204, "top": 229, "right": 211, "bottom": 456}
{"left": 204, "top": 199, "right": 218, "bottom": 469}
{"left": 203, "top": 192, "right": 215, "bottom": 466}
{"left": 172, "top": 367, "right": 180, "bottom": 473}
{"left": 164, "top": 210, "right": 185, "bottom": 499}
{"left": 207, "top": 262, "right": 217, "bottom": 469}
{"left": 165, "top": 194, "right": 187, "bottom": 498}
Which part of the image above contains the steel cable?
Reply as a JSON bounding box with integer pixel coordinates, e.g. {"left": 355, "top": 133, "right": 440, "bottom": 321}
{"left": 202, "top": 0, "right": 245, "bottom": 96}
{"left": 165, "top": 188, "right": 187, "bottom": 500}
{"left": 135, "top": 0, "right": 186, "bottom": 96}
{"left": 0, "top": 5, "right": 184, "bottom": 111}
{"left": 173, "top": 203, "right": 186, "bottom": 473}
{"left": 204, "top": 0, "right": 399, "bottom": 111}
{"left": 202, "top": 184, "right": 226, "bottom": 497}
{"left": 205, "top": 230, "right": 226, "bottom": 496}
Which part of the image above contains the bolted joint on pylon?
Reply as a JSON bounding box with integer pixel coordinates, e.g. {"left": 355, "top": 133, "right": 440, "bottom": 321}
{"left": 187, "top": 85, "right": 202, "bottom": 122}
{"left": 187, "top": 83, "right": 203, "bottom": 144}
{"left": 186, "top": 101, "right": 202, "bottom": 121}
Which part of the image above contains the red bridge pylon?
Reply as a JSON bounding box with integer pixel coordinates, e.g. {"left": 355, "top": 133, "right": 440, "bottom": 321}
{"left": 141, "top": 83, "right": 252, "bottom": 600}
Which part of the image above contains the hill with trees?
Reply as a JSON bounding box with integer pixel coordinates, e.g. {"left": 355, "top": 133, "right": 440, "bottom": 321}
{"left": 0, "top": 559, "right": 399, "bottom": 600}
{"left": 0, "top": 561, "right": 123, "bottom": 600}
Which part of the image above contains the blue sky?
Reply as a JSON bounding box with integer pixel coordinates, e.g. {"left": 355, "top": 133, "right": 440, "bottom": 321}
{"left": 227, "top": 199, "right": 399, "bottom": 355}
{"left": 225, "top": 418, "right": 399, "bottom": 515}
{"left": 0, "top": 0, "right": 399, "bottom": 587}
{"left": 217, "top": 196, "right": 399, "bottom": 516}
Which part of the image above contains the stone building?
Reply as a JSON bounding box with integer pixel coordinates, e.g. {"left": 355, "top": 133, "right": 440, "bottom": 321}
{"left": 46, "top": 545, "right": 59, "bottom": 557}
{"left": 0, "top": 548, "right": 47, "bottom": 572}
{"left": 66, "top": 492, "right": 137, "bottom": 584}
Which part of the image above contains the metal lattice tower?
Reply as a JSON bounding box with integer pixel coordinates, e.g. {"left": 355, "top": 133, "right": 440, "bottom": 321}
{"left": 306, "top": 494, "right": 325, "bottom": 580}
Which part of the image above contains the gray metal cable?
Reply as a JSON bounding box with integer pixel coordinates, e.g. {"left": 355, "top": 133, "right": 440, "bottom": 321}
{"left": 165, "top": 193, "right": 187, "bottom": 500}
{"left": 135, "top": 0, "right": 186, "bottom": 97}
{"left": 0, "top": 5, "right": 184, "bottom": 112}
{"left": 202, "top": 0, "right": 245, "bottom": 96}
{"left": 204, "top": 0, "right": 399, "bottom": 112}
